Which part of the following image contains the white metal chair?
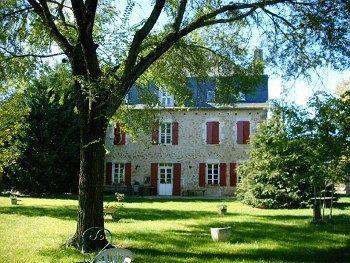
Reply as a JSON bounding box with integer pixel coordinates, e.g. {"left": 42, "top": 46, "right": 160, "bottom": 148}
{"left": 94, "top": 247, "right": 133, "bottom": 263}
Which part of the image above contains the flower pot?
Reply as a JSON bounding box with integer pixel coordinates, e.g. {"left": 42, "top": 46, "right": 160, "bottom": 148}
{"left": 210, "top": 227, "right": 231, "bottom": 242}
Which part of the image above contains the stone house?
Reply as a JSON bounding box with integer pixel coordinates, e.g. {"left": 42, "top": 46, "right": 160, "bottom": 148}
{"left": 104, "top": 76, "right": 268, "bottom": 196}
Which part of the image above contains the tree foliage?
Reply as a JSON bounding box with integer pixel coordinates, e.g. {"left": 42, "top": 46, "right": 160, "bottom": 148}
{"left": 3, "top": 67, "right": 80, "bottom": 195}
{"left": 0, "top": 93, "right": 29, "bottom": 189}
{"left": 238, "top": 93, "right": 350, "bottom": 209}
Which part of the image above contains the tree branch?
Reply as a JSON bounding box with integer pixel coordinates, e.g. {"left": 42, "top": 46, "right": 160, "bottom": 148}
{"left": 173, "top": 0, "right": 188, "bottom": 32}
{"left": 0, "top": 46, "right": 65, "bottom": 59}
{"left": 130, "top": 8, "right": 258, "bottom": 86}
{"left": 261, "top": 7, "right": 297, "bottom": 30}
{"left": 0, "top": 7, "right": 33, "bottom": 19}
{"left": 27, "top": 0, "right": 73, "bottom": 54}
{"left": 85, "top": 0, "right": 98, "bottom": 34}
{"left": 122, "top": 0, "right": 165, "bottom": 80}
{"left": 70, "top": 0, "right": 87, "bottom": 34}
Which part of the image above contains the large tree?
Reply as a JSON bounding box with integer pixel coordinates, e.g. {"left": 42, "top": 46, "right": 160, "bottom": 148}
{"left": 4, "top": 67, "right": 80, "bottom": 195}
{"left": 1, "top": 0, "right": 349, "bottom": 248}
{"left": 238, "top": 94, "right": 350, "bottom": 213}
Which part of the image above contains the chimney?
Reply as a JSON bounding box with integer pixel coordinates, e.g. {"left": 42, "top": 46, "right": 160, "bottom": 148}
{"left": 254, "top": 48, "right": 263, "bottom": 62}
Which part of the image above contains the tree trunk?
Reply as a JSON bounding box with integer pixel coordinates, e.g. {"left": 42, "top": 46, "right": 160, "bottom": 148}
{"left": 329, "top": 182, "right": 334, "bottom": 221}
{"left": 322, "top": 183, "right": 326, "bottom": 221}
{"left": 346, "top": 175, "right": 350, "bottom": 196}
{"left": 65, "top": 45, "right": 120, "bottom": 251}
{"left": 313, "top": 185, "right": 322, "bottom": 223}
{"left": 67, "top": 112, "right": 108, "bottom": 250}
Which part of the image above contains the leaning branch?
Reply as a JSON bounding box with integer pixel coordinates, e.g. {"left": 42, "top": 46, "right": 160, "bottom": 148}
{"left": 122, "top": 0, "right": 165, "bottom": 79}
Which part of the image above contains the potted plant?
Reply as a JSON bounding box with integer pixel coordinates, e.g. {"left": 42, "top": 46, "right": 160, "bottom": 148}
{"left": 104, "top": 203, "right": 117, "bottom": 220}
{"left": 210, "top": 226, "right": 232, "bottom": 242}
{"left": 217, "top": 203, "right": 227, "bottom": 214}
{"left": 10, "top": 195, "right": 17, "bottom": 205}
{"left": 115, "top": 192, "right": 125, "bottom": 203}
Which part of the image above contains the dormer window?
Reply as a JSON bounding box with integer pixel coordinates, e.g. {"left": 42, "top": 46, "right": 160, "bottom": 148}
{"left": 238, "top": 92, "right": 246, "bottom": 101}
{"left": 159, "top": 89, "right": 174, "bottom": 107}
{"left": 207, "top": 91, "right": 215, "bottom": 103}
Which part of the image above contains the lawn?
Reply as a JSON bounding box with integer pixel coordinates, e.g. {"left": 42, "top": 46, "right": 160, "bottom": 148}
{"left": 0, "top": 196, "right": 349, "bottom": 263}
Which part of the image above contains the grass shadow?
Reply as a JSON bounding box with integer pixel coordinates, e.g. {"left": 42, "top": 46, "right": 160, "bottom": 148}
{"left": 0, "top": 205, "right": 77, "bottom": 220}
{"left": 115, "top": 214, "right": 350, "bottom": 262}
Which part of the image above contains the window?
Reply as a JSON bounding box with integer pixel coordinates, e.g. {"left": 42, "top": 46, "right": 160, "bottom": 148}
{"left": 159, "top": 164, "right": 173, "bottom": 184}
{"left": 160, "top": 123, "right": 172, "bottom": 144}
{"left": 206, "top": 121, "right": 220, "bottom": 144}
{"left": 238, "top": 92, "right": 246, "bottom": 101}
{"left": 207, "top": 163, "right": 219, "bottom": 185}
{"left": 114, "top": 123, "right": 126, "bottom": 145}
{"left": 159, "top": 90, "right": 174, "bottom": 107}
{"left": 207, "top": 91, "right": 215, "bottom": 102}
{"left": 237, "top": 121, "right": 250, "bottom": 144}
{"left": 114, "top": 163, "right": 125, "bottom": 184}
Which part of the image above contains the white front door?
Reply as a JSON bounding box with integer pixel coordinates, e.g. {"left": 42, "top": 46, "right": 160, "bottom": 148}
{"left": 158, "top": 164, "right": 173, "bottom": 195}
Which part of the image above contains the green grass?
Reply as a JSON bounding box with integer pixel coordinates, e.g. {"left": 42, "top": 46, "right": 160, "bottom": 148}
{"left": 0, "top": 196, "right": 349, "bottom": 263}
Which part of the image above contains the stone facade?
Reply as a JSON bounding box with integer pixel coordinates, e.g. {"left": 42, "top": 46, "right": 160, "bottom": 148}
{"left": 105, "top": 104, "right": 268, "bottom": 196}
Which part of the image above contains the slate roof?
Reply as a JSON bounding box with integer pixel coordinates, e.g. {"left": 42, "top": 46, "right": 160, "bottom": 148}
{"left": 127, "top": 75, "right": 268, "bottom": 108}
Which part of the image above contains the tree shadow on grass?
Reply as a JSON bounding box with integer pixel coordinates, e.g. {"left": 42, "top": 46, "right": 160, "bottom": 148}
{"left": 115, "top": 215, "right": 350, "bottom": 262}
{"left": 0, "top": 205, "right": 77, "bottom": 220}
{"left": 117, "top": 207, "right": 220, "bottom": 221}
{"left": 129, "top": 245, "right": 350, "bottom": 263}
{"left": 333, "top": 201, "right": 350, "bottom": 210}
{"left": 105, "top": 196, "right": 233, "bottom": 203}
{"left": 0, "top": 205, "right": 220, "bottom": 221}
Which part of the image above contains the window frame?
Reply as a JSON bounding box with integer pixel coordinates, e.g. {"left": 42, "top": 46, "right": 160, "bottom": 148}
{"left": 158, "top": 163, "right": 173, "bottom": 184}
{"left": 206, "top": 163, "right": 219, "bottom": 185}
{"left": 159, "top": 122, "right": 172, "bottom": 145}
{"left": 113, "top": 163, "right": 125, "bottom": 184}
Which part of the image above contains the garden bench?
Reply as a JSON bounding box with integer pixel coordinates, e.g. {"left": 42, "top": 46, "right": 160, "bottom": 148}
{"left": 81, "top": 227, "right": 133, "bottom": 263}
{"left": 94, "top": 247, "right": 133, "bottom": 263}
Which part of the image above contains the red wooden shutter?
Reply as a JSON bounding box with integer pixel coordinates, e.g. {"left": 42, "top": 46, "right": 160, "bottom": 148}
{"left": 243, "top": 121, "right": 250, "bottom": 144}
{"left": 114, "top": 124, "right": 126, "bottom": 145}
{"left": 172, "top": 122, "right": 179, "bottom": 145}
{"left": 124, "top": 163, "right": 131, "bottom": 187}
{"left": 206, "top": 122, "right": 212, "bottom": 144}
{"left": 105, "top": 162, "right": 112, "bottom": 185}
{"left": 230, "top": 163, "right": 237, "bottom": 186}
{"left": 173, "top": 163, "right": 181, "bottom": 196}
{"left": 207, "top": 122, "right": 219, "bottom": 144}
{"left": 150, "top": 163, "right": 158, "bottom": 194}
{"left": 236, "top": 121, "right": 244, "bottom": 144}
{"left": 199, "top": 163, "right": 206, "bottom": 187}
{"left": 151, "top": 126, "right": 159, "bottom": 144}
{"left": 212, "top": 122, "right": 220, "bottom": 144}
{"left": 219, "top": 163, "right": 227, "bottom": 186}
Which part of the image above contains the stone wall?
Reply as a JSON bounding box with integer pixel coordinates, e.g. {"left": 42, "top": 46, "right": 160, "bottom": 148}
{"left": 105, "top": 106, "right": 267, "bottom": 196}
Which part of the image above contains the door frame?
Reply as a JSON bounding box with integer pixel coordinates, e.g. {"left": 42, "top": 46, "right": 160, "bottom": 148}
{"left": 158, "top": 163, "right": 173, "bottom": 196}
